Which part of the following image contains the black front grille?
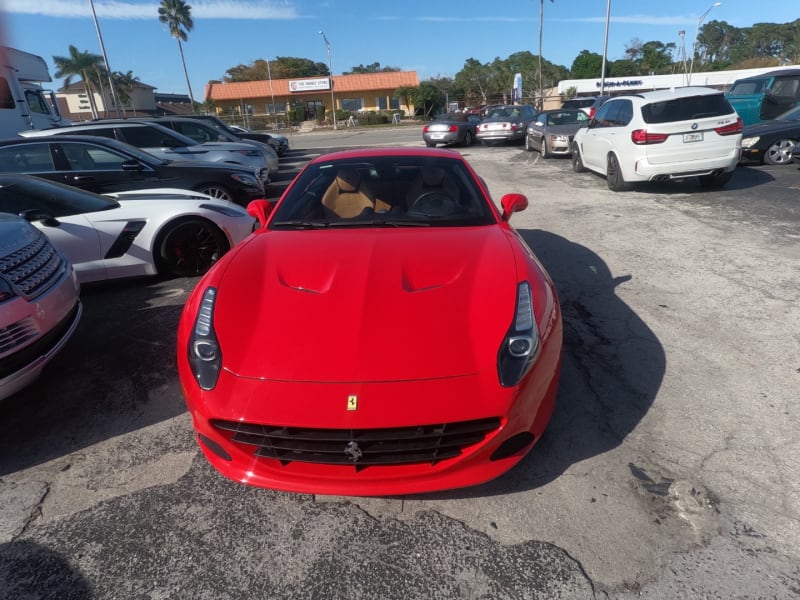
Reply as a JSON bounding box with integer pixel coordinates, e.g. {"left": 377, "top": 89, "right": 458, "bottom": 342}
{"left": 211, "top": 417, "right": 501, "bottom": 468}
{"left": 0, "top": 230, "right": 68, "bottom": 299}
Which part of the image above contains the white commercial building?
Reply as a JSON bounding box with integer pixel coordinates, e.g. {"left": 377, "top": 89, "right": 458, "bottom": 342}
{"left": 558, "top": 65, "right": 800, "bottom": 97}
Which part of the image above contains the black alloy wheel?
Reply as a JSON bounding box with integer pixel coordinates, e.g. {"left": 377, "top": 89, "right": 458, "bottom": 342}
{"left": 157, "top": 218, "right": 229, "bottom": 277}
{"left": 571, "top": 144, "right": 586, "bottom": 172}
{"left": 606, "top": 153, "right": 630, "bottom": 191}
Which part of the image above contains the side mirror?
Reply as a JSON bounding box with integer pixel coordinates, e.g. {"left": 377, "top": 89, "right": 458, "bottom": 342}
{"left": 20, "top": 209, "right": 59, "bottom": 227}
{"left": 246, "top": 199, "right": 275, "bottom": 226}
{"left": 500, "top": 193, "right": 528, "bottom": 222}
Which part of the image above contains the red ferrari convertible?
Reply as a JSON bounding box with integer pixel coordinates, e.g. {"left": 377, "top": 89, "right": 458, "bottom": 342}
{"left": 177, "top": 147, "right": 562, "bottom": 495}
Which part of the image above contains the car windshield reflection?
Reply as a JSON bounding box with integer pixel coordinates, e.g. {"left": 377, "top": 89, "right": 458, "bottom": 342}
{"left": 269, "top": 157, "right": 496, "bottom": 229}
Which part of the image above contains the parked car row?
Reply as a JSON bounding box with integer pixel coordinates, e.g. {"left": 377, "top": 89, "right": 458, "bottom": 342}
{"left": 423, "top": 104, "right": 539, "bottom": 148}
{"left": 0, "top": 135, "right": 267, "bottom": 205}
{"left": 19, "top": 118, "right": 278, "bottom": 181}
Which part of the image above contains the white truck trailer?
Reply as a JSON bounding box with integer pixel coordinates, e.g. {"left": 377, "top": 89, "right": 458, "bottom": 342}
{"left": 0, "top": 46, "right": 70, "bottom": 138}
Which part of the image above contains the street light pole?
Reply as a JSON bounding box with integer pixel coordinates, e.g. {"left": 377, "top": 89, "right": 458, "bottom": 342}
{"left": 688, "top": 2, "right": 721, "bottom": 85}
{"left": 599, "top": 0, "right": 611, "bottom": 96}
{"left": 88, "top": 0, "right": 121, "bottom": 117}
{"left": 265, "top": 57, "right": 276, "bottom": 128}
{"left": 678, "top": 30, "right": 688, "bottom": 86}
{"left": 319, "top": 30, "right": 337, "bottom": 131}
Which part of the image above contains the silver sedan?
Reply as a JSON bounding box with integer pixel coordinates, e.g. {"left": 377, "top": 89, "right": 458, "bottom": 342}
{"left": 524, "top": 109, "right": 588, "bottom": 157}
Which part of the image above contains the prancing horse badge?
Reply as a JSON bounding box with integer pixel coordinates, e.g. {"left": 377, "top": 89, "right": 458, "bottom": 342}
{"left": 347, "top": 395, "right": 358, "bottom": 411}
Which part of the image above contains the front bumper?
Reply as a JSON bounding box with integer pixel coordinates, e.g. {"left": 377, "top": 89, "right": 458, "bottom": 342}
{"left": 179, "top": 328, "right": 561, "bottom": 496}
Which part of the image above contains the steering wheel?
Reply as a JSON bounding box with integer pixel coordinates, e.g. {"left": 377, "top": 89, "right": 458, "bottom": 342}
{"left": 408, "top": 191, "right": 459, "bottom": 217}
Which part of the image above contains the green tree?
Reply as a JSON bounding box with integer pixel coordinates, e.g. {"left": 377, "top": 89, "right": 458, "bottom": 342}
{"left": 53, "top": 45, "right": 104, "bottom": 119}
{"left": 409, "top": 81, "right": 444, "bottom": 118}
{"left": 343, "top": 62, "right": 400, "bottom": 74}
{"left": 453, "top": 58, "right": 495, "bottom": 105}
{"left": 158, "top": 0, "right": 195, "bottom": 106}
{"left": 640, "top": 41, "right": 677, "bottom": 74}
{"left": 570, "top": 50, "right": 604, "bottom": 78}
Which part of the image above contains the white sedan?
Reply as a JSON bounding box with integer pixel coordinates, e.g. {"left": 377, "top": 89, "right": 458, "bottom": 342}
{"left": 0, "top": 175, "right": 256, "bottom": 284}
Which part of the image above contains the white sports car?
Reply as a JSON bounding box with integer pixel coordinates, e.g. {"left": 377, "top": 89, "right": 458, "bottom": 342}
{"left": 0, "top": 175, "right": 257, "bottom": 284}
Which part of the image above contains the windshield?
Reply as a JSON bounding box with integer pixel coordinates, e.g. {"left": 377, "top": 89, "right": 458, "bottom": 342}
{"left": 641, "top": 93, "right": 734, "bottom": 124}
{"left": 488, "top": 106, "right": 521, "bottom": 119}
{"left": 775, "top": 105, "right": 800, "bottom": 120}
{"left": 269, "top": 156, "right": 496, "bottom": 229}
{"left": 0, "top": 175, "right": 118, "bottom": 217}
{"left": 728, "top": 78, "right": 769, "bottom": 96}
{"left": 545, "top": 110, "right": 587, "bottom": 126}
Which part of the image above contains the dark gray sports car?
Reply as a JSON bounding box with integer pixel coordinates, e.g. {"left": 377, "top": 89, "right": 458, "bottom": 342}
{"left": 422, "top": 113, "right": 481, "bottom": 147}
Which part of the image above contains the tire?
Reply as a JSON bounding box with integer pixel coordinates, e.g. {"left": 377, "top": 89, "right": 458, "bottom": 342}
{"left": 462, "top": 130, "right": 473, "bottom": 147}
{"left": 606, "top": 153, "right": 630, "bottom": 191}
{"left": 764, "top": 139, "right": 796, "bottom": 165}
{"left": 571, "top": 144, "right": 586, "bottom": 172}
{"left": 196, "top": 184, "right": 234, "bottom": 202}
{"left": 524, "top": 135, "right": 533, "bottom": 151}
{"left": 155, "top": 218, "right": 229, "bottom": 278}
{"left": 698, "top": 170, "right": 734, "bottom": 188}
{"left": 541, "top": 139, "right": 550, "bottom": 159}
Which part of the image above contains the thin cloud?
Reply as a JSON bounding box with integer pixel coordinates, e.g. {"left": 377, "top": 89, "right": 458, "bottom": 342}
{"left": 375, "top": 14, "right": 694, "bottom": 26}
{"left": 1, "top": 0, "right": 301, "bottom": 19}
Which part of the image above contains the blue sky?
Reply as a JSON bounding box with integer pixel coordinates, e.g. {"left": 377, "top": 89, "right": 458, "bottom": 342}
{"left": 2, "top": 1, "right": 797, "bottom": 98}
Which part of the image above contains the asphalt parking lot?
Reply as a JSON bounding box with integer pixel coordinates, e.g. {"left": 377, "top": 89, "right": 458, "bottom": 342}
{"left": 1, "top": 129, "right": 799, "bottom": 599}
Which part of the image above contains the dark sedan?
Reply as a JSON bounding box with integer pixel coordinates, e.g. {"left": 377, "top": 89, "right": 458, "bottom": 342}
{"left": 422, "top": 113, "right": 481, "bottom": 147}
{"left": 0, "top": 135, "right": 266, "bottom": 205}
{"left": 740, "top": 105, "right": 800, "bottom": 165}
{"left": 184, "top": 115, "right": 289, "bottom": 156}
{"left": 524, "top": 109, "right": 589, "bottom": 157}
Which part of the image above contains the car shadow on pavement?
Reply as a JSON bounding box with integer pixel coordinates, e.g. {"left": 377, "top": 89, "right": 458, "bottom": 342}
{"left": 410, "top": 229, "right": 666, "bottom": 499}
{"left": 0, "top": 540, "right": 91, "bottom": 597}
{"left": 635, "top": 165, "right": 775, "bottom": 194}
{"left": 0, "top": 278, "right": 191, "bottom": 476}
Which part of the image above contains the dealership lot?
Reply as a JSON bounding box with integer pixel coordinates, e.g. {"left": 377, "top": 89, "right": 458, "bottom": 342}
{"left": 1, "top": 132, "right": 798, "bottom": 598}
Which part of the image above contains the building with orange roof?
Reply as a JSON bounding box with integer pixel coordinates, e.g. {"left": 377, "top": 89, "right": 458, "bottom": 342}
{"left": 204, "top": 71, "right": 420, "bottom": 121}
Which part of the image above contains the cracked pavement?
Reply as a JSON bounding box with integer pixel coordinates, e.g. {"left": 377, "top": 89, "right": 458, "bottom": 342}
{"left": 1, "top": 130, "right": 798, "bottom": 598}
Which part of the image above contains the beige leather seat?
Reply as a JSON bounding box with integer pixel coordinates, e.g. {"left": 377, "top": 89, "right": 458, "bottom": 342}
{"left": 321, "top": 168, "right": 375, "bottom": 218}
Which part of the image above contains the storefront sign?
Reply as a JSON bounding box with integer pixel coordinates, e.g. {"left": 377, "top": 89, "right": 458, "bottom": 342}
{"left": 596, "top": 79, "right": 644, "bottom": 88}
{"left": 289, "top": 78, "right": 332, "bottom": 92}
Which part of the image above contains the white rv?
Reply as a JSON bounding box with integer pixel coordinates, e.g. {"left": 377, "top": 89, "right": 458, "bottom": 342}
{"left": 0, "top": 46, "right": 70, "bottom": 138}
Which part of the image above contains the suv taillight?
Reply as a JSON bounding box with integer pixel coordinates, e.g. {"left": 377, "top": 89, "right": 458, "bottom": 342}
{"left": 715, "top": 117, "right": 743, "bottom": 136}
{"left": 631, "top": 130, "right": 669, "bottom": 145}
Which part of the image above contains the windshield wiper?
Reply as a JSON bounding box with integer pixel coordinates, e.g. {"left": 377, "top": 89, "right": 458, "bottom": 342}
{"left": 270, "top": 220, "right": 330, "bottom": 229}
{"left": 326, "top": 218, "right": 431, "bottom": 228}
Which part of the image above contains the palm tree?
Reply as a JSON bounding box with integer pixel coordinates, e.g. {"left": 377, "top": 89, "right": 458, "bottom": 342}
{"left": 53, "top": 45, "right": 104, "bottom": 119}
{"left": 113, "top": 70, "right": 141, "bottom": 115}
{"left": 158, "top": 0, "right": 196, "bottom": 106}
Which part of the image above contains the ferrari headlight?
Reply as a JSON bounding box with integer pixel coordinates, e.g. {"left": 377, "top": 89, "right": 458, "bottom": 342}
{"left": 497, "top": 282, "right": 540, "bottom": 387}
{"left": 741, "top": 136, "right": 759, "bottom": 148}
{"left": 188, "top": 286, "right": 222, "bottom": 390}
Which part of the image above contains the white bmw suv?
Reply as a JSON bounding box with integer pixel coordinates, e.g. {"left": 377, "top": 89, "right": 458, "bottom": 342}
{"left": 571, "top": 87, "right": 742, "bottom": 191}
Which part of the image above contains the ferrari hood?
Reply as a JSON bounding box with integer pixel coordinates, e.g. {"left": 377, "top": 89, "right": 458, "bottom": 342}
{"left": 213, "top": 227, "right": 520, "bottom": 383}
